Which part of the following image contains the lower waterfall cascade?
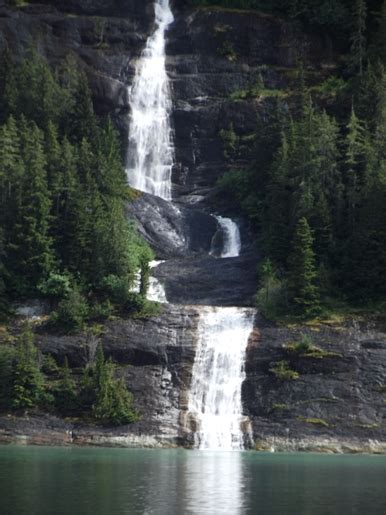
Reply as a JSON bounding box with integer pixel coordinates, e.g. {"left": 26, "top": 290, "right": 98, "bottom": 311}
{"left": 187, "top": 307, "right": 255, "bottom": 450}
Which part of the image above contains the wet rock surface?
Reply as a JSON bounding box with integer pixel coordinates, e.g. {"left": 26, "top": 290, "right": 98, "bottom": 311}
{"left": 153, "top": 252, "right": 258, "bottom": 307}
{"left": 244, "top": 319, "right": 386, "bottom": 446}
{"left": 35, "top": 305, "right": 200, "bottom": 441}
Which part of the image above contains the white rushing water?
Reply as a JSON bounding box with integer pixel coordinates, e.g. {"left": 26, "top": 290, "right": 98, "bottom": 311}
{"left": 126, "top": 0, "right": 174, "bottom": 200}
{"left": 214, "top": 216, "right": 241, "bottom": 258}
{"left": 188, "top": 307, "right": 255, "bottom": 450}
{"left": 148, "top": 260, "right": 168, "bottom": 303}
{"left": 130, "top": 261, "right": 168, "bottom": 303}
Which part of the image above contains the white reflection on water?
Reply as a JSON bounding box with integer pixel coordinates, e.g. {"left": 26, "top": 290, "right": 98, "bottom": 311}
{"left": 143, "top": 450, "right": 247, "bottom": 515}
{"left": 183, "top": 451, "right": 246, "bottom": 514}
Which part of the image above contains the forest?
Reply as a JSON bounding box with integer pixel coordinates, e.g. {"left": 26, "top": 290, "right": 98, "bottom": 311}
{"left": 0, "top": 50, "right": 154, "bottom": 327}
{"left": 1, "top": 0, "right": 386, "bottom": 325}
{"left": 210, "top": 0, "right": 386, "bottom": 318}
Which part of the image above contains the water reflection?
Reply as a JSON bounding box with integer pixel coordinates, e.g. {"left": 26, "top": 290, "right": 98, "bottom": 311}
{"left": 0, "top": 447, "right": 386, "bottom": 515}
{"left": 174, "top": 451, "right": 245, "bottom": 515}
{"left": 139, "top": 450, "right": 246, "bottom": 514}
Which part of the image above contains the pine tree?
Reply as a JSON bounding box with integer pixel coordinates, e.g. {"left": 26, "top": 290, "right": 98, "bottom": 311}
{"left": 0, "top": 229, "right": 9, "bottom": 320}
{"left": 288, "top": 217, "right": 320, "bottom": 316}
{"left": 0, "top": 116, "right": 24, "bottom": 237}
{"left": 374, "top": 0, "right": 386, "bottom": 65}
{"left": 16, "top": 121, "right": 55, "bottom": 291}
{"left": 263, "top": 130, "right": 292, "bottom": 265}
{"left": 11, "top": 325, "right": 45, "bottom": 410}
{"left": 67, "top": 72, "right": 98, "bottom": 144}
{"left": 50, "top": 136, "right": 78, "bottom": 260}
{"left": 344, "top": 107, "right": 366, "bottom": 232}
{"left": 92, "top": 346, "right": 138, "bottom": 426}
{"left": 351, "top": 0, "right": 367, "bottom": 76}
{"left": 0, "top": 49, "right": 12, "bottom": 123}
{"left": 54, "top": 357, "right": 78, "bottom": 415}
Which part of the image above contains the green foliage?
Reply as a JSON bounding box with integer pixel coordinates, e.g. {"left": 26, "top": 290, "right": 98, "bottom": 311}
{"left": 54, "top": 357, "right": 79, "bottom": 415}
{"left": 0, "top": 49, "right": 154, "bottom": 320}
{"left": 11, "top": 325, "right": 46, "bottom": 410}
{"left": 256, "top": 259, "right": 286, "bottom": 319}
{"left": 50, "top": 285, "right": 89, "bottom": 333}
{"left": 41, "top": 354, "right": 60, "bottom": 375}
{"left": 0, "top": 345, "right": 16, "bottom": 409}
{"left": 350, "top": 0, "right": 367, "bottom": 76}
{"left": 38, "top": 272, "right": 72, "bottom": 302}
{"left": 287, "top": 333, "right": 314, "bottom": 353}
{"left": 288, "top": 218, "right": 320, "bottom": 317}
{"left": 219, "top": 123, "right": 238, "bottom": 159}
{"left": 91, "top": 345, "right": 139, "bottom": 426}
{"left": 269, "top": 360, "right": 300, "bottom": 381}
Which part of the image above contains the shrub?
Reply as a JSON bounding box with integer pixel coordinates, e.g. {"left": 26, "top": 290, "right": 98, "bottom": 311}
{"left": 50, "top": 286, "right": 89, "bottom": 332}
{"left": 42, "top": 354, "right": 60, "bottom": 375}
{"left": 100, "top": 275, "right": 131, "bottom": 305}
{"left": 269, "top": 360, "right": 299, "bottom": 381}
{"left": 285, "top": 334, "right": 314, "bottom": 353}
{"left": 38, "top": 272, "right": 72, "bottom": 302}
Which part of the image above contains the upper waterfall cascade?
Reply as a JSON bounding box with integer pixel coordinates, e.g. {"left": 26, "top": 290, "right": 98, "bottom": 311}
{"left": 126, "top": 0, "right": 174, "bottom": 200}
{"left": 187, "top": 307, "right": 255, "bottom": 450}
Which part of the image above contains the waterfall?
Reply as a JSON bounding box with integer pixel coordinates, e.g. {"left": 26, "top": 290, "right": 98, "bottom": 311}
{"left": 148, "top": 261, "right": 168, "bottom": 303}
{"left": 212, "top": 216, "right": 241, "bottom": 258}
{"left": 125, "top": 2, "right": 253, "bottom": 451}
{"left": 126, "top": 0, "right": 174, "bottom": 200}
{"left": 130, "top": 261, "right": 168, "bottom": 303}
{"left": 187, "top": 307, "right": 255, "bottom": 450}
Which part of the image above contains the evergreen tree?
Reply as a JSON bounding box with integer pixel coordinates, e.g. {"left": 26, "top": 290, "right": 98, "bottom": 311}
{"left": 287, "top": 217, "right": 320, "bottom": 316}
{"left": 54, "top": 357, "right": 78, "bottom": 415}
{"left": 374, "top": 1, "right": 386, "bottom": 65}
{"left": 0, "top": 230, "right": 9, "bottom": 320}
{"left": 11, "top": 325, "right": 46, "bottom": 410}
{"left": 351, "top": 0, "right": 367, "bottom": 76}
{"left": 92, "top": 348, "right": 138, "bottom": 426}
{"left": 15, "top": 120, "right": 55, "bottom": 292}
{"left": 67, "top": 72, "right": 98, "bottom": 144}
{"left": 0, "top": 116, "right": 24, "bottom": 244}
{"left": 344, "top": 107, "right": 367, "bottom": 232}
{"left": 262, "top": 130, "right": 292, "bottom": 264}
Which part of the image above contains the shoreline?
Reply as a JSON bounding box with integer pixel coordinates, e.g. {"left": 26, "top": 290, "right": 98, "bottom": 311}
{"left": 1, "top": 417, "right": 385, "bottom": 454}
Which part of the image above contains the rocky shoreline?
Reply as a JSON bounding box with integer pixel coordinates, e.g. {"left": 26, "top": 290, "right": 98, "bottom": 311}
{"left": 1, "top": 415, "right": 385, "bottom": 455}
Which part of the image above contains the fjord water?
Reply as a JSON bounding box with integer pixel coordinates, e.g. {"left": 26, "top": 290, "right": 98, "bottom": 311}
{"left": 188, "top": 307, "right": 254, "bottom": 450}
{"left": 126, "top": 0, "right": 174, "bottom": 200}
{"left": 1, "top": 446, "right": 385, "bottom": 515}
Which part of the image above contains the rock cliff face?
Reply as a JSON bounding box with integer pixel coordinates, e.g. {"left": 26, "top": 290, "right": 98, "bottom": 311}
{"left": 245, "top": 317, "right": 386, "bottom": 452}
{"left": 0, "top": 1, "right": 385, "bottom": 452}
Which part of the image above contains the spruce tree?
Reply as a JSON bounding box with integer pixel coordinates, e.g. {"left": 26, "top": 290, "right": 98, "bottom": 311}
{"left": 344, "top": 107, "right": 366, "bottom": 232}
{"left": 92, "top": 346, "right": 138, "bottom": 426}
{"left": 288, "top": 217, "right": 320, "bottom": 316}
{"left": 11, "top": 325, "right": 45, "bottom": 410}
{"left": 351, "top": 0, "right": 367, "bottom": 76}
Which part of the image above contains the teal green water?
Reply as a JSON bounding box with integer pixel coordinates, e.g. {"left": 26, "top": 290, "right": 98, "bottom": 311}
{"left": 0, "top": 446, "right": 385, "bottom": 514}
